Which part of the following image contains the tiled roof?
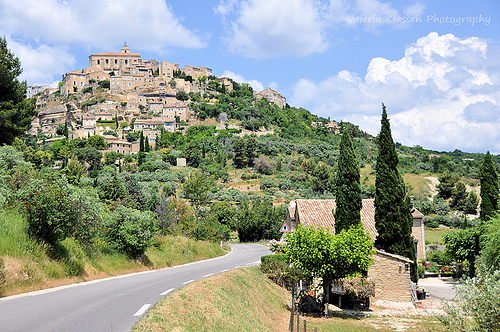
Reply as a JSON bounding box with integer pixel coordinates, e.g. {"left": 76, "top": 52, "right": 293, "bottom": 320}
{"left": 412, "top": 210, "right": 424, "bottom": 218}
{"left": 293, "top": 199, "right": 378, "bottom": 239}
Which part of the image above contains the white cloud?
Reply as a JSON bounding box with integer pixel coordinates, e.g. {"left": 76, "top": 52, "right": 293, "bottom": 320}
{"left": 218, "top": 0, "right": 329, "bottom": 58}
{"left": 221, "top": 70, "right": 264, "bottom": 91}
{"left": 0, "top": 0, "right": 208, "bottom": 52}
{"left": 290, "top": 32, "right": 500, "bottom": 153}
{"left": 5, "top": 36, "right": 76, "bottom": 85}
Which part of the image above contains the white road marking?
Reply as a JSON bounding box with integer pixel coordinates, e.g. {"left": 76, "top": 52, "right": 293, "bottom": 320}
{"left": 160, "top": 288, "right": 175, "bottom": 296}
{"left": 133, "top": 304, "right": 151, "bottom": 317}
{"left": 220, "top": 269, "right": 229, "bottom": 272}
{"left": 182, "top": 279, "right": 195, "bottom": 285}
{"left": 203, "top": 273, "right": 213, "bottom": 278}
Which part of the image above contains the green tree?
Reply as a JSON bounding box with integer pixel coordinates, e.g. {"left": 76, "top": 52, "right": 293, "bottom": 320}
{"left": 175, "top": 90, "right": 189, "bottom": 101}
{"left": 284, "top": 224, "right": 374, "bottom": 304}
{"left": 232, "top": 137, "right": 246, "bottom": 168}
{"left": 87, "top": 135, "right": 106, "bottom": 150}
{"left": 0, "top": 37, "right": 37, "bottom": 145}
{"left": 480, "top": 215, "right": 500, "bottom": 273}
{"left": 451, "top": 181, "right": 468, "bottom": 210}
{"left": 463, "top": 191, "right": 479, "bottom": 215}
{"left": 245, "top": 135, "right": 257, "bottom": 167}
{"left": 374, "top": 104, "right": 417, "bottom": 282}
{"left": 480, "top": 151, "right": 499, "bottom": 221}
{"left": 443, "top": 227, "right": 480, "bottom": 277}
{"left": 335, "top": 130, "right": 362, "bottom": 233}
{"left": 182, "top": 171, "right": 216, "bottom": 239}
{"left": 437, "top": 171, "right": 457, "bottom": 199}
{"left": 105, "top": 205, "right": 155, "bottom": 259}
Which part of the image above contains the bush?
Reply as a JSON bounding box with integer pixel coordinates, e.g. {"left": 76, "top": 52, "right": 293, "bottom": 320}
{"left": 427, "top": 220, "right": 440, "bottom": 228}
{"left": 439, "top": 270, "right": 500, "bottom": 331}
{"left": 261, "top": 254, "right": 310, "bottom": 289}
{"left": 104, "top": 206, "right": 155, "bottom": 259}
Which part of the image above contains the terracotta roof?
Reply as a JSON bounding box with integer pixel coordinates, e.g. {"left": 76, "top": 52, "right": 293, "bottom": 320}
{"left": 375, "top": 249, "right": 413, "bottom": 263}
{"left": 90, "top": 52, "right": 141, "bottom": 57}
{"left": 293, "top": 199, "right": 378, "bottom": 239}
{"left": 412, "top": 209, "right": 424, "bottom": 218}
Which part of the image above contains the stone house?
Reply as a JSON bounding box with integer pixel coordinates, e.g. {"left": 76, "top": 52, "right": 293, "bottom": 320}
{"left": 286, "top": 199, "right": 425, "bottom": 302}
{"left": 254, "top": 87, "right": 286, "bottom": 108}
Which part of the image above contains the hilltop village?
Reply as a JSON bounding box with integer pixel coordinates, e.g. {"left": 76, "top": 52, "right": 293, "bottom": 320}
{"left": 27, "top": 43, "right": 295, "bottom": 155}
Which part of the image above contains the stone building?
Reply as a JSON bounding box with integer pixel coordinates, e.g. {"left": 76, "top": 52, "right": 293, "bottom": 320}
{"left": 286, "top": 199, "right": 425, "bottom": 303}
{"left": 254, "top": 87, "right": 286, "bottom": 108}
{"left": 181, "top": 65, "right": 212, "bottom": 79}
{"left": 159, "top": 61, "right": 180, "bottom": 78}
{"left": 88, "top": 43, "right": 142, "bottom": 74}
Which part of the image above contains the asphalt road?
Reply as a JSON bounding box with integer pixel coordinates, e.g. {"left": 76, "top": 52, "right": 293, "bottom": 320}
{"left": 418, "top": 276, "right": 456, "bottom": 300}
{"left": 0, "top": 243, "right": 271, "bottom": 332}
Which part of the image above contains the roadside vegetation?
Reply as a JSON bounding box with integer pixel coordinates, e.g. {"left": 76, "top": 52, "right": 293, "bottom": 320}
{"left": 134, "top": 266, "right": 444, "bottom": 332}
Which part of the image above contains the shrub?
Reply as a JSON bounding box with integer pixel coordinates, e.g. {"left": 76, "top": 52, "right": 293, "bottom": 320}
{"left": 261, "top": 254, "right": 310, "bottom": 289}
{"left": 439, "top": 270, "right": 500, "bottom": 331}
{"left": 104, "top": 206, "right": 155, "bottom": 259}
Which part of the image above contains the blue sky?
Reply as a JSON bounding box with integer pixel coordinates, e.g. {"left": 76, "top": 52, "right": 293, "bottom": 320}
{"left": 1, "top": 0, "right": 499, "bottom": 153}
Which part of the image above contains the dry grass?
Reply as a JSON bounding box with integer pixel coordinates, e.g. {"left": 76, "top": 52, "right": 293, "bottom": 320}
{"left": 425, "top": 226, "right": 450, "bottom": 245}
{"left": 134, "top": 266, "right": 290, "bottom": 332}
{"left": 134, "top": 266, "right": 445, "bottom": 332}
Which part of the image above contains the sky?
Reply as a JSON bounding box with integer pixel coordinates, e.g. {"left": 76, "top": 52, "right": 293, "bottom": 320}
{"left": 1, "top": 0, "right": 500, "bottom": 153}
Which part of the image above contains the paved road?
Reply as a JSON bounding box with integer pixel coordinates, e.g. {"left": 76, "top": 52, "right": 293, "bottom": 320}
{"left": 418, "top": 276, "right": 456, "bottom": 300}
{"left": 0, "top": 243, "right": 271, "bottom": 332}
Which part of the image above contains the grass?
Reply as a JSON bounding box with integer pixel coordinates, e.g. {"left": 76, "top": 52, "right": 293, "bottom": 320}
{"left": 134, "top": 266, "right": 445, "bottom": 332}
{"left": 425, "top": 226, "right": 450, "bottom": 245}
{"left": 0, "top": 209, "right": 228, "bottom": 297}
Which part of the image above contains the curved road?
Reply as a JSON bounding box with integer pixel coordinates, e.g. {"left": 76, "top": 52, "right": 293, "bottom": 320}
{"left": 0, "top": 243, "right": 271, "bottom": 332}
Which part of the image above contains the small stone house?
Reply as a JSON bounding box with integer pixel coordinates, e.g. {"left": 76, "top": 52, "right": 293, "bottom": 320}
{"left": 286, "top": 199, "right": 425, "bottom": 302}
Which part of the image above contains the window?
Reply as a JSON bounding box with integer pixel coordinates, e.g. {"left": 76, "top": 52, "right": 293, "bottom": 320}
{"left": 106, "top": 59, "right": 109, "bottom": 64}
{"left": 80, "top": 82, "right": 84, "bottom": 86}
{"left": 125, "top": 60, "right": 128, "bottom": 64}
{"left": 73, "top": 81, "right": 77, "bottom": 85}
{"left": 115, "top": 59, "right": 117, "bottom": 64}
{"left": 97, "top": 59, "right": 100, "bottom": 65}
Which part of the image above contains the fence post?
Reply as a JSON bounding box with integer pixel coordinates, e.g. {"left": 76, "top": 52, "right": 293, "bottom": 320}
{"left": 289, "top": 287, "right": 295, "bottom": 331}
{"left": 304, "top": 319, "right": 307, "bottom": 332}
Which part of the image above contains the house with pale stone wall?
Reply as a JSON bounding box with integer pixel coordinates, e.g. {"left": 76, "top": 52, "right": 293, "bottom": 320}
{"left": 286, "top": 199, "right": 425, "bottom": 303}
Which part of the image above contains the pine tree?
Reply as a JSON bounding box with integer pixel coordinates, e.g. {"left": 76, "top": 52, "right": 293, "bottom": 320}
{"left": 374, "top": 104, "right": 418, "bottom": 282}
{"left": 335, "top": 130, "right": 362, "bottom": 233}
{"left": 480, "top": 151, "right": 499, "bottom": 221}
{"left": 0, "top": 37, "right": 36, "bottom": 145}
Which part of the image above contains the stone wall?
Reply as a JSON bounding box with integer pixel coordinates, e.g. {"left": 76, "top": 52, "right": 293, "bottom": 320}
{"left": 368, "top": 251, "right": 412, "bottom": 303}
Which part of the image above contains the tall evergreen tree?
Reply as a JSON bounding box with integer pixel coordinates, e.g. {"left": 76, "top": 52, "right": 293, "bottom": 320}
{"left": 0, "top": 37, "right": 36, "bottom": 145}
{"left": 480, "top": 151, "right": 499, "bottom": 221}
{"left": 139, "top": 131, "right": 145, "bottom": 152}
{"left": 335, "top": 130, "right": 362, "bottom": 233}
{"left": 374, "top": 104, "right": 417, "bottom": 282}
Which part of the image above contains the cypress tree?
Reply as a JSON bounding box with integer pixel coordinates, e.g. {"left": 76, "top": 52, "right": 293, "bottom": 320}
{"left": 139, "top": 131, "right": 145, "bottom": 152}
{"left": 374, "top": 104, "right": 417, "bottom": 282}
{"left": 480, "top": 151, "right": 499, "bottom": 221}
{"left": 335, "top": 130, "right": 362, "bottom": 233}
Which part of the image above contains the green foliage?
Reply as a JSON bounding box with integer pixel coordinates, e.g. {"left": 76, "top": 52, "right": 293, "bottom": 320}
{"left": 335, "top": 130, "right": 362, "bottom": 233}
{"left": 284, "top": 223, "right": 374, "bottom": 303}
{"left": 0, "top": 37, "right": 37, "bottom": 145}
{"left": 87, "top": 135, "right": 106, "bottom": 150}
{"left": 480, "top": 152, "right": 499, "bottom": 221}
{"left": 175, "top": 90, "right": 189, "bottom": 101}
{"left": 479, "top": 215, "right": 500, "bottom": 273}
{"left": 438, "top": 171, "right": 457, "bottom": 199}
{"left": 98, "top": 80, "right": 110, "bottom": 89}
{"left": 236, "top": 199, "right": 285, "bottom": 242}
{"left": 374, "top": 104, "right": 417, "bottom": 282}
{"left": 19, "top": 177, "right": 76, "bottom": 247}
{"left": 443, "top": 227, "right": 480, "bottom": 277}
{"left": 439, "top": 270, "right": 500, "bottom": 332}
{"left": 104, "top": 206, "right": 155, "bottom": 259}
{"left": 260, "top": 254, "right": 310, "bottom": 288}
